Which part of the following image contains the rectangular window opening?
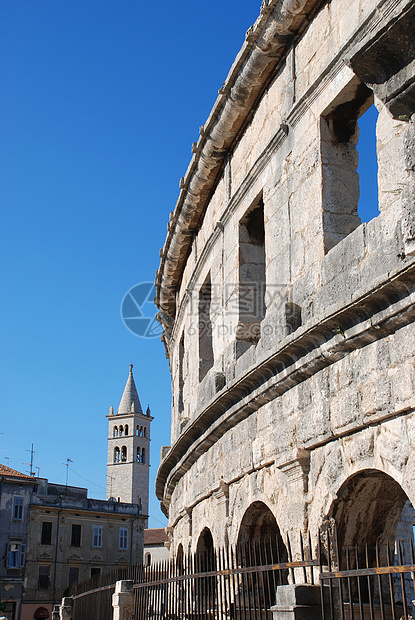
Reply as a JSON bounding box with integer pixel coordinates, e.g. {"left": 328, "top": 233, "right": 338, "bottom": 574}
{"left": 199, "top": 273, "right": 214, "bottom": 381}
{"left": 237, "top": 198, "right": 266, "bottom": 356}
{"left": 119, "top": 527, "right": 128, "bottom": 550}
{"left": 178, "top": 332, "right": 185, "bottom": 414}
{"left": 93, "top": 525, "right": 102, "bottom": 548}
{"left": 13, "top": 497, "right": 23, "bottom": 520}
{"left": 357, "top": 103, "right": 380, "bottom": 223}
{"left": 321, "top": 79, "right": 377, "bottom": 253}
{"left": 71, "top": 524, "right": 81, "bottom": 547}
{"left": 68, "top": 566, "right": 79, "bottom": 586}
{"left": 38, "top": 565, "right": 51, "bottom": 589}
{"left": 41, "top": 521, "right": 52, "bottom": 546}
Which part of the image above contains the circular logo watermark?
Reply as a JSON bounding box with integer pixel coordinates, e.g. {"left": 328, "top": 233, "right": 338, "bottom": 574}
{"left": 121, "top": 283, "right": 162, "bottom": 339}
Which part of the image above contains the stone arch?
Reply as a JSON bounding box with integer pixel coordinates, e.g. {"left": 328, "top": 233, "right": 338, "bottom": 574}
{"left": 177, "top": 543, "right": 184, "bottom": 574}
{"left": 236, "top": 501, "right": 288, "bottom": 604}
{"left": 195, "top": 528, "right": 216, "bottom": 603}
{"left": 196, "top": 527, "right": 214, "bottom": 556}
{"left": 327, "top": 469, "right": 413, "bottom": 548}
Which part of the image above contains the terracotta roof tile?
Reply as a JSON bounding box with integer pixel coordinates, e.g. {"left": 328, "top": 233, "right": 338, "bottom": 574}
{"left": 0, "top": 463, "right": 35, "bottom": 480}
{"left": 144, "top": 528, "right": 168, "bottom": 545}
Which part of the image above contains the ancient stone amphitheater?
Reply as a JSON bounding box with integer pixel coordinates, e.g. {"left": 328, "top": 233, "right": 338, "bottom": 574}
{"left": 155, "top": 0, "right": 415, "bottom": 569}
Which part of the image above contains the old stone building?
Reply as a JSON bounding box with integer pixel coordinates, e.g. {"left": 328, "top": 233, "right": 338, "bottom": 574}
{"left": 143, "top": 528, "right": 169, "bottom": 567}
{"left": 155, "top": 0, "right": 415, "bottom": 567}
{"left": 106, "top": 364, "right": 153, "bottom": 521}
{"left": 21, "top": 479, "right": 144, "bottom": 620}
{"left": 0, "top": 465, "right": 38, "bottom": 620}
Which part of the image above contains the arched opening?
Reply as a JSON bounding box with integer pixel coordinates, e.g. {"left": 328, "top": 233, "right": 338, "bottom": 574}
{"left": 145, "top": 552, "right": 151, "bottom": 567}
{"left": 141, "top": 448, "right": 146, "bottom": 464}
{"left": 113, "top": 426, "right": 118, "bottom": 437}
{"left": 136, "top": 447, "right": 141, "bottom": 463}
{"left": 136, "top": 425, "right": 139, "bottom": 436}
{"left": 177, "top": 543, "right": 184, "bottom": 574}
{"left": 124, "top": 424, "right": 128, "bottom": 436}
{"left": 196, "top": 528, "right": 216, "bottom": 607}
{"left": 114, "top": 447, "right": 120, "bottom": 463}
{"left": 119, "top": 425, "right": 124, "bottom": 437}
{"left": 327, "top": 469, "right": 415, "bottom": 610}
{"left": 143, "top": 427, "right": 147, "bottom": 438}
{"left": 121, "top": 446, "right": 127, "bottom": 462}
{"left": 236, "top": 502, "right": 288, "bottom": 607}
{"left": 329, "top": 470, "right": 413, "bottom": 548}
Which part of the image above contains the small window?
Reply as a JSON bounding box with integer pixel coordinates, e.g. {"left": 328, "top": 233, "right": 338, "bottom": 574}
{"left": 237, "top": 199, "right": 266, "bottom": 354}
{"left": 7, "top": 542, "right": 22, "bottom": 568}
{"left": 141, "top": 448, "right": 146, "bottom": 464}
{"left": 91, "top": 567, "right": 101, "bottom": 578}
{"left": 119, "top": 527, "right": 128, "bottom": 550}
{"left": 68, "top": 566, "right": 79, "bottom": 586}
{"left": 145, "top": 552, "right": 151, "bottom": 567}
{"left": 93, "top": 525, "right": 102, "bottom": 548}
{"left": 124, "top": 425, "right": 128, "bottom": 436}
{"left": 113, "top": 426, "right": 118, "bottom": 437}
{"left": 121, "top": 446, "right": 127, "bottom": 462}
{"left": 41, "top": 522, "right": 52, "bottom": 546}
{"left": 143, "top": 427, "right": 147, "bottom": 438}
{"left": 136, "top": 447, "right": 141, "bottom": 463}
{"left": 114, "top": 447, "right": 120, "bottom": 463}
{"left": 199, "top": 273, "right": 214, "bottom": 381}
{"left": 178, "top": 332, "right": 185, "bottom": 414}
{"left": 38, "top": 565, "right": 51, "bottom": 589}
{"left": 136, "top": 425, "right": 139, "bottom": 436}
{"left": 119, "top": 425, "right": 124, "bottom": 437}
{"left": 13, "top": 496, "right": 23, "bottom": 520}
{"left": 71, "top": 524, "right": 81, "bottom": 547}
{"left": 320, "top": 79, "right": 374, "bottom": 252}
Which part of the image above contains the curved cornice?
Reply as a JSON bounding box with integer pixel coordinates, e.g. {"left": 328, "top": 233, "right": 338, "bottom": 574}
{"left": 155, "top": 0, "right": 322, "bottom": 318}
{"left": 155, "top": 264, "right": 415, "bottom": 512}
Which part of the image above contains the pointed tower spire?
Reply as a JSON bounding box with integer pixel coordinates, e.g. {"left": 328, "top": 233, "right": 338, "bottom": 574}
{"left": 117, "top": 364, "right": 143, "bottom": 414}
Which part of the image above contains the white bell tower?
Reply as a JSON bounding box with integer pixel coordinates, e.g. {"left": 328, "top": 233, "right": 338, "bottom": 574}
{"left": 106, "top": 364, "right": 153, "bottom": 522}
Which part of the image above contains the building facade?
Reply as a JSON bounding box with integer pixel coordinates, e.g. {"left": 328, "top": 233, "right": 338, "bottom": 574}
{"left": 0, "top": 465, "right": 37, "bottom": 620}
{"left": 106, "top": 364, "right": 152, "bottom": 520}
{"left": 143, "top": 529, "right": 169, "bottom": 567}
{"left": 21, "top": 479, "right": 145, "bottom": 620}
{"left": 155, "top": 0, "right": 415, "bottom": 563}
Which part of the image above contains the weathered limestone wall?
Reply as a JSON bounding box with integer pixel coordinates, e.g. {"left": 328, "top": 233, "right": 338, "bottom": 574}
{"left": 156, "top": 0, "right": 415, "bottom": 555}
{"left": 168, "top": 320, "right": 415, "bottom": 552}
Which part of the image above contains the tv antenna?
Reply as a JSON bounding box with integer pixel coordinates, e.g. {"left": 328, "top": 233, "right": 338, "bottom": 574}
{"left": 23, "top": 443, "right": 36, "bottom": 476}
{"left": 63, "top": 458, "right": 73, "bottom": 493}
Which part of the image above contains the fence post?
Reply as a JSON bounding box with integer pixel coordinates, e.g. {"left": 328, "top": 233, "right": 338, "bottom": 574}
{"left": 59, "top": 597, "right": 73, "bottom": 620}
{"left": 271, "top": 584, "right": 322, "bottom": 619}
{"left": 112, "top": 580, "right": 134, "bottom": 620}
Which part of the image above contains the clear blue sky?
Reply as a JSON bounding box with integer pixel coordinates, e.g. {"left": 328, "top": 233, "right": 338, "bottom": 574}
{"left": 1, "top": 0, "right": 262, "bottom": 528}
{"left": 1, "top": 1, "right": 377, "bottom": 529}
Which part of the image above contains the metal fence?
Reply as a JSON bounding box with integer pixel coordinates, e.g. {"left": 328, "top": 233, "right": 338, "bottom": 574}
{"left": 70, "top": 564, "right": 140, "bottom": 620}
{"left": 134, "top": 532, "right": 319, "bottom": 620}
{"left": 320, "top": 528, "right": 415, "bottom": 620}
{"left": 68, "top": 531, "right": 415, "bottom": 620}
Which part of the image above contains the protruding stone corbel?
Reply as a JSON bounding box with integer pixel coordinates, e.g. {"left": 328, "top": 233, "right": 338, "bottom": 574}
{"left": 213, "top": 479, "right": 230, "bottom": 519}
{"left": 179, "top": 507, "right": 193, "bottom": 537}
{"left": 278, "top": 449, "right": 310, "bottom": 493}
